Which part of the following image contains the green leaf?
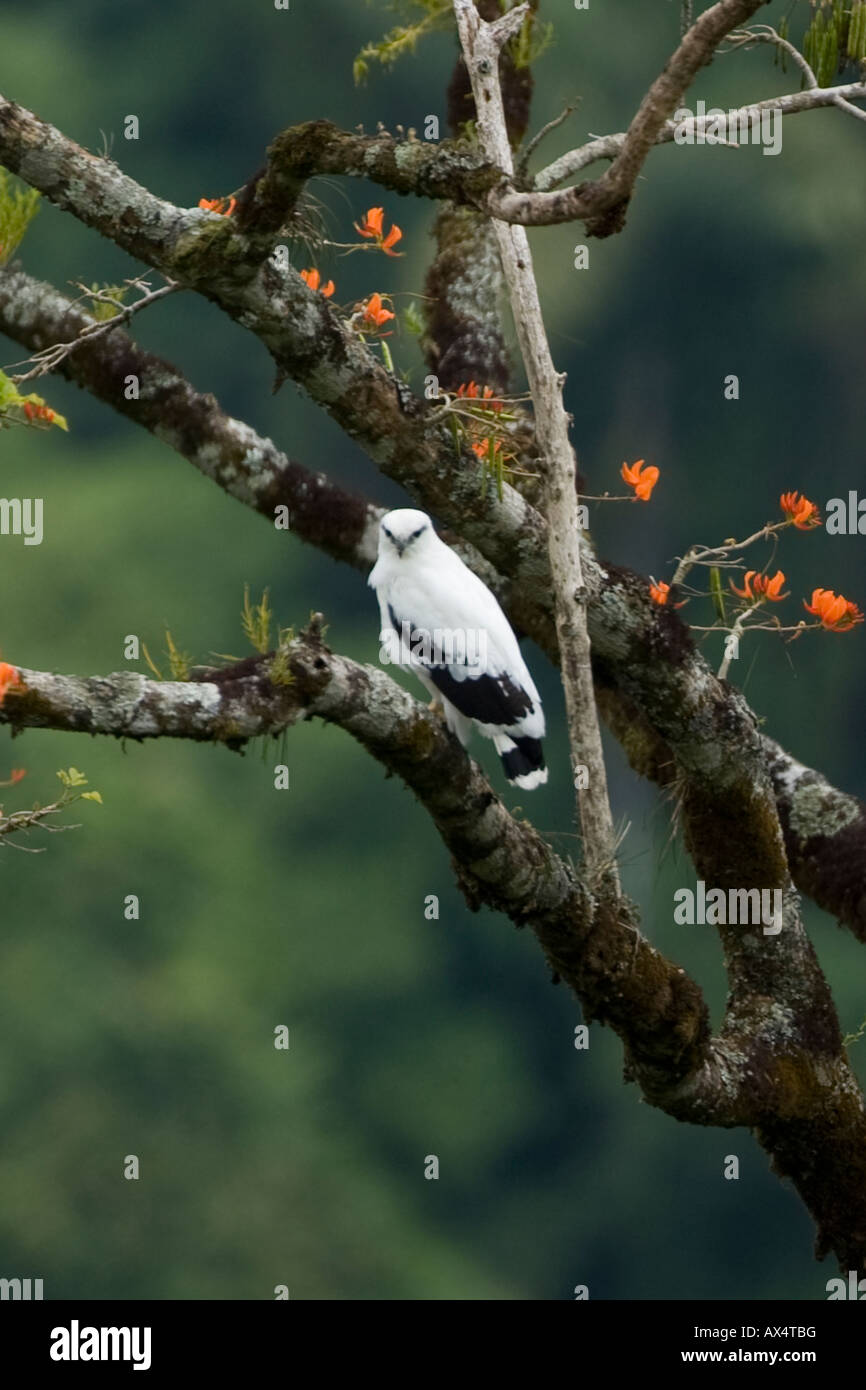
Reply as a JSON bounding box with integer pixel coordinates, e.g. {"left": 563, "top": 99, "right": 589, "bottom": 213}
{"left": 403, "top": 300, "right": 425, "bottom": 337}
{"left": 57, "top": 766, "right": 88, "bottom": 788}
{"left": 0, "top": 170, "right": 41, "bottom": 266}
{"left": 86, "top": 283, "right": 130, "bottom": 323}
{"left": 709, "top": 567, "right": 727, "bottom": 624}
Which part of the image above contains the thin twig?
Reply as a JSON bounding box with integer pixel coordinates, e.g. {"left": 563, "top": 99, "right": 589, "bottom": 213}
{"left": 9, "top": 275, "right": 179, "bottom": 384}
{"left": 516, "top": 101, "right": 579, "bottom": 180}
{"left": 727, "top": 24, "right": 818, "bottom": 89}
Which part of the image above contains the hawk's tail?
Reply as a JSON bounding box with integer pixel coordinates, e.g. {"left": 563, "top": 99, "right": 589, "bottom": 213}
{"left": 495, "top": 734, "right": 548, "bottom": 790}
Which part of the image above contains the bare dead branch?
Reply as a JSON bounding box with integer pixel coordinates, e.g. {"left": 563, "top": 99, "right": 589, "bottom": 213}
{"left": 454, "top": 0, "right": 620, "bottom": 893}
{"left": 535, "top": 79, "right": 866, "bottom": 190}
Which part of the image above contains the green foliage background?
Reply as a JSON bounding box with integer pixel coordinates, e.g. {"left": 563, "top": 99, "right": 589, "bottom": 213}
{"left": 0, "top": 0, "right": 864, "bottom": 1299}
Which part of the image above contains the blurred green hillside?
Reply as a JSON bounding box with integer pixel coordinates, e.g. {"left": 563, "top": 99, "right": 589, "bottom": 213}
{"left": 0, "top": 0, "right": 864, "bottom": 1299}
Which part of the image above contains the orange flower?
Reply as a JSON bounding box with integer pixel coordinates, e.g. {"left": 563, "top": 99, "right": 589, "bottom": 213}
{"left": 355, "top": 207, "right": 384, "bottom": 239}
{"left": 730, "top": 571, "right": 757, "bottom": 600}
{"left": 198, "top": 196, "right": 236, "bottom": 217}
{"left": 457, "top": 381, "right": 503, "bottom": 413}
{"left": 730, "top": 569, "right": 788, "bottom": 602}
{"left": 10, "top": 768, "right": 26, "bottom": 784}
{"left": 621, "top": 459, "right": 659, "bottom": 502}
{"left": 472, "top": 438, "right": 502, "bottom": 460}
{"left": 648, "top": 578, "right": 685, "bottom": 609}
{"left": 0, "top": 662, "right": 22, "bottom": 706}
{"left": 780, "top": 491, "right": 820, "bottom": 530}
{"left": 300, "top": 268, "right": 335, "bottom": 298}
{"left": 803, "top": 588, "right": 864, "bottom": 632}
{"left": 354, "top": 207, "right": 403, "bottom": 256}
{"left": 360, "top": 293, "right": 395, "bottom": 330}
{"left": 756, "top": 570, "right": 788, "bottom": 601}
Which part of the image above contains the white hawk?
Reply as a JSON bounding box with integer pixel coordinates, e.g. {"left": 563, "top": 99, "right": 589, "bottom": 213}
{"left": 369, "top": 508, "right": 548, "bottom": 789}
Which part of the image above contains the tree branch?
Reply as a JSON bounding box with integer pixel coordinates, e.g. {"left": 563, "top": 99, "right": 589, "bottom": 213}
{"left": 581, "top": 0, "right": 770, "bottom": 229}
{"left": 535, "top": 79, "right": 866, "bottom": 191}
{"left": 0, "top": 94, "right": 565, "bottom": 619}
{"left": 766, "top": 740, "right": 866, "bottom": 944}
{"left": 0, "top": 631, "right": 803, "bottom": 1130}
{"left": 0, "top": 628, "right": 716, "bottom": 1098}
{"left": 0, "top": 267, "right": 382, "bottom": 573}
{"left": 3, "top": 268, "right": 864, "bottom": 950}
{"left": 421, "top": 0, "right": 526, "bottom": 396}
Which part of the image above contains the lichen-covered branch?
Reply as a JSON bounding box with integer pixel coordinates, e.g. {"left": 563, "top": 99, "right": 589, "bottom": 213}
{"left": 233, "top": 66, "right": 866, "bottom": 232}
{"left": 0, "top": 93, "right": 561, "bottom": 616}
{"left": 422, "top": 204, "right": 510, "bottom": 391}
{"left": 231, "top": 118, "right": 503, "bottom": 234}
{"left": 421, "top": 0, "right": 528, "bottom": 395}
{"left": 0, "top": 635, "right": 808, "bottom": 1121}
{"left": 766, "top": 740, "right": 866, "bottom": 944}
{"left": 0, "top": 629, "right": 713, "bottom": 1094}
{"left": 0, "top": 267, "right": 381, "bottom": 572}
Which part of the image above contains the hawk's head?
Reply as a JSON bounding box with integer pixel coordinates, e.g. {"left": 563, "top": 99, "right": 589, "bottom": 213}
{"left": 378, "top": 508, "right": 434, "bottom": 559}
